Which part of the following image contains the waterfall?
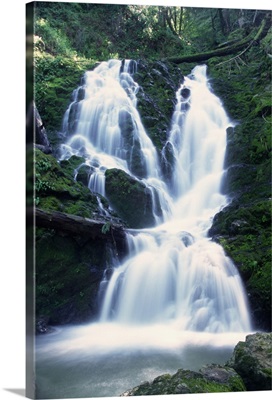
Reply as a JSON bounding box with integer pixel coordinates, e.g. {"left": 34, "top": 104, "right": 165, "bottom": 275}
{"left": 60, "top": 60, "right": 251, "bottom": 334}
{"left": 36, "top": 60, "right": 253, "bottom": 400}
{"left": 59, "top": 59, "right": 172, "bottom": 223}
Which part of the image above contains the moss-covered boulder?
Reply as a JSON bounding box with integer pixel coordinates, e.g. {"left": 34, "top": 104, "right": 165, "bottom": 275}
{"left": 135, "top": 60, "right": 183, "bottom": 152}
{"left": 121, "top": 365, "right": 245, "bottom": 396}
{"left": 34, "top": 148, "right": 101, "bottom": 218}
{"left": 227, "top": 332, "right": 272, "bottom": 391}
{"left": 105, "top": 168, "right": 157, "bottom": 229}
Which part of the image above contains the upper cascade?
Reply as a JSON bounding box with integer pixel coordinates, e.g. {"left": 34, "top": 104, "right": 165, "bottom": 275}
{"left": 59, "top": 59, "right": 172, "bottom": 223}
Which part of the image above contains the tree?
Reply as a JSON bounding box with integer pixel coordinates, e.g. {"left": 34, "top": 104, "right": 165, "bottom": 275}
{"left": 165, "top": 12, "right": 271, "bottom": 64}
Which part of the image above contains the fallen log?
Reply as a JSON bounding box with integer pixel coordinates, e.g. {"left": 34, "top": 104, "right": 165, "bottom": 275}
{"left": 34, "top": 208, "right": 127, "bottom": 252}
{"left": 165, "top": 13, "right": 271, "bottom": 64}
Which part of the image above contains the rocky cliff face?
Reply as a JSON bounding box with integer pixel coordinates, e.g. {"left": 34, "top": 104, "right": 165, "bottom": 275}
{"left": 207, "top": 43, "right": 271, "bottom": 331}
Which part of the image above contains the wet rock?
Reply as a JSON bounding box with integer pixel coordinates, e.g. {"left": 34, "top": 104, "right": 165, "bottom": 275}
{"left": 181, "top": 87, "right": 190, "bottom": 99}
{"left": 161, "top": 141, "right": 175, "bottom": 185}
{"left": 76, "top": 87, "right": 85, "bottom": 101}
{"left": 105, "top": 168, "right": 157, "bottom": 229}
{"left": 134, "top": 60, "right": 183, "bottom": 152}
{"left": 76, "top": 164, "right": 93, "bottom": 186}
{"left": 227, "top": 332, "right": 272, "bottom": 391}
{"left": 178, "top": 231, "right": 195, "bottom": 247}
{"left": 30, "top": 102, "right": 52, "bottom": 154}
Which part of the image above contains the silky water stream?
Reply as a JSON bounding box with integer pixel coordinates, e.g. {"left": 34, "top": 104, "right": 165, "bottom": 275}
{"left": 36, "top": 60, "right": 252, "bottom": 399}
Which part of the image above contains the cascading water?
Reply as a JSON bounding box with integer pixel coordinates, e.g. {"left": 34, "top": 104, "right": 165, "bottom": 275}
{"left": 36, "top": 60, "right": 252, "bottom": 399}
{"left": 59, "top": 59, "right": 172, "bottom": 221}
{"left": 99, "top": 63, "right": 251, "bottom": 334}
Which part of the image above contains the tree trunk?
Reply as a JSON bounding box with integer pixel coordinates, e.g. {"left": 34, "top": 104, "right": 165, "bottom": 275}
{"left": 34, "top": 208, "right": 127, "bottom": 254}
{"left": 165, "top": 13, "right": 271, "bottom": 64}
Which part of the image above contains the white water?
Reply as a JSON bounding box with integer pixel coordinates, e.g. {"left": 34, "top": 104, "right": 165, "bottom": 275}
{"left": 59, "top": 59, "right": 172, "bottom": 221}
{"left": 36, "top": 60, "right": 252, "bottom": 398}
{"left": 99, "top": 63, "right": 251, "bottom": 334}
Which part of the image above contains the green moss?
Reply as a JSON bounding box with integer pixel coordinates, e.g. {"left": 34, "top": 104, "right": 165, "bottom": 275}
{"left": 208, "top": 38, "right": 271, "bottom": 330}
{"left": 213, "top": 198, "right": 271, "bottom": 329}
{"left": 261, "top": 368, "right": 272, "bottom": 378}
{"left": 105, "top": 168, "right": 156, "bottom": 228}
{"left": 59, "top": 155, "right": 86, "bottom": 175}
{"left": 34, "top": 53, "right": 96, "bottom": 131}
{"left": 35, "top": 228, "right": 111, "bottom": 324}
{"left": 135, "top": 60, "right": 182, "bottom": 152}
{"left": 34, "top": 148, "right": 99, "bottom": 218}
{"left": 228, "top": 375, "right": 246, "bottom": 392}
{"left": 129, "top": 368, "right": 245, "bottom": 396}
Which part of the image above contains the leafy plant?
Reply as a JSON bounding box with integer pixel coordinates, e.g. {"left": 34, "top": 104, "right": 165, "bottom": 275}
{"left": 101, "top": 222, "right": 111, "bottom": 234}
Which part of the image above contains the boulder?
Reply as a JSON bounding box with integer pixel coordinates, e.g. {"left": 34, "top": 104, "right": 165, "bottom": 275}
{"left": 135, "top": 60, "right": 183, "bottom": 152}
{"left": 105, "top": 168, "right": 158, "bottom": 229}
{"left": 227, "top": 332, "right": 272, "bottom": 391}
{"left": 181, "top": 87, "right": 190, "bottom": 99}
{"left": 27, "top": 102, "right": 52, "bottom": 154}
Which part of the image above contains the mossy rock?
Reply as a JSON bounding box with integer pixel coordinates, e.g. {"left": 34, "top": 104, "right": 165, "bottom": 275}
{"left": 35, "top": 228, "right": 113, "bottom": 326}
{"left": 105, "top": 168, "right": 156, "bottom": 229}
{"left": 207, "top": 42, "right": 271, "bottom": 331}
{"left": 121, "top": 365, "right": 245, "bottom": 396}
{"left": 134, "top": 60, "right": 183, "bottom": 152}
{"left": 34, "top": 54, "right": 96, "bottom": 132}
{"left": 210, "top": 199, "right": 271, "bottom": 330}
{"left": 34, "top": 148, "right": 99, "bottom": 218}
{"left": 227, "top": 332, "right": 272, "bottom": 391}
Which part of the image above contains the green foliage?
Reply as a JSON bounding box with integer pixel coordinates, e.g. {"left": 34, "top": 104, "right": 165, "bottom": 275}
{"left": 35, "top": 173, "right": 55, "bottom": 193}
{"left": 34, "top": 149, "right": 99, "bottom": 218}
{"left": 34, "top": 53, "right": 95, "bottom": 131}
{"left": 101, "top": 222, "right": 111, "bottom": 235}
{"left": 35, "top": 3, "right": 237, "bottom": 62}
{"left": 35, "top": 17, "right": 75, "bottom": 57}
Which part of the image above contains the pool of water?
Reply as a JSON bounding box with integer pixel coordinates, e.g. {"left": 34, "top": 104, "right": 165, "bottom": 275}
{"left": 35, "top": 322, "right": 250, "bottom": 399}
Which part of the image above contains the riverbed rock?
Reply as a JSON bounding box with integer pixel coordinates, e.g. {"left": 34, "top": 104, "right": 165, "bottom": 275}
{"left": 227, "top": 332, "right": 272, "bottom": 391}
{"left": 121, "top": 365, "right": 245, "bottom": 396}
